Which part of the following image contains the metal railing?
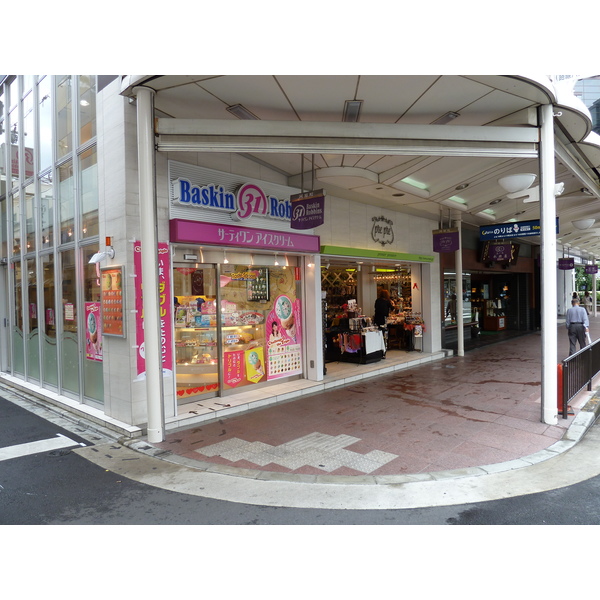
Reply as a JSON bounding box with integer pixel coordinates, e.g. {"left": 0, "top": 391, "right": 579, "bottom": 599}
{"left": 560, "top": 338, "right": 600, "bottom": 418}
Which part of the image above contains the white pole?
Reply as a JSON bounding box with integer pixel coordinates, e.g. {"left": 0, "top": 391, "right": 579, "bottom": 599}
{"left": 454, "top": 214, "right": 464, "bottom": 357}
{"left": 594, "top": 265, "right": 597, "bottom": 318}
{"left": 134, "top": 86, "right": 165, "bottom": 442}
{"left": 539, "top": 103, "right": 558, "bottom": 425}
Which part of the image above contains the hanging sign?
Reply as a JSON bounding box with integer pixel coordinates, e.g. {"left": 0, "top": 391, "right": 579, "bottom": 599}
{"left": 558, "top": 258, "right": 575, "bottom": 270}
{"left": 480, "top": 218, "right": 559, "bottom": 240}
{"left": 290, "top": 190, "right": 325, "bottom": 229}
{"left": 432, "top": 228, "right": 459, "bottom": 253}
{"left": 585, "top": 265, "right": 598, "bottom": 274}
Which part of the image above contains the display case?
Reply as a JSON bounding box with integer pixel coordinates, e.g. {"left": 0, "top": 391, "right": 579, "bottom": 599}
{"left": 174, "top": 295, "right": 219, "bottom": 401}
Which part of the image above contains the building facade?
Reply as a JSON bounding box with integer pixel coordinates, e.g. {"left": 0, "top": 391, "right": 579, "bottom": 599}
{"left": 2, "top": 74, "right": 599, "bottom": 436}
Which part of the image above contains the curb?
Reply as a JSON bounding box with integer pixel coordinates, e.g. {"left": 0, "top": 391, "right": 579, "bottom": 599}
{"left": 121, "top": 390, "right": 600, "bottom": 486}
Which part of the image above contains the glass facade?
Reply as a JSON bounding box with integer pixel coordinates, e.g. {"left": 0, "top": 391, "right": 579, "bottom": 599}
{"left": 0, "top": 75, "right": 102, "bottom": 405}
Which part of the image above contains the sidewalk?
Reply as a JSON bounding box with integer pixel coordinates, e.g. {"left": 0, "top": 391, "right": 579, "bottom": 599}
{"left": 145, "top": 317, "right": 600, "bottom": 480}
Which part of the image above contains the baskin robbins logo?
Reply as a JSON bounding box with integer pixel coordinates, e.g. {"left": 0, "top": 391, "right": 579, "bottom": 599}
{"left": 172, "top": 178, "right": 292, "bottom": 222}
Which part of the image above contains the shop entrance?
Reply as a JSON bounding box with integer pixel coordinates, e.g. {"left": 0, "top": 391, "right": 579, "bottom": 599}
{"left": 321, "top": 260, "right": 424, "bottom": 364}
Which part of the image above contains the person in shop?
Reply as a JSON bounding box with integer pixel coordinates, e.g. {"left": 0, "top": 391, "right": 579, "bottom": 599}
{"left": 583, "top": 291, "right": 593, "bottom": 315}
{"left": 565, "top": 296, "right": 590, "bottom": 356}
{"left": 374, "top": 289, "right": 393, "bottom": 326}
{"left": 445, "top": 294, "right": 457, "bottom": 322}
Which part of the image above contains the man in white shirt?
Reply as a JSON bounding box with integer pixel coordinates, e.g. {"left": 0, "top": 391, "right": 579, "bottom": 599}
{"left": 565, "top": 297, "right": 590, "bottom": 355}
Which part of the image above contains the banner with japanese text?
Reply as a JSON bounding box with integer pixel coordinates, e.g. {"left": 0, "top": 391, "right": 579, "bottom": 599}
{"left": 133, "top": 241, "right": 173, "bottom": 380}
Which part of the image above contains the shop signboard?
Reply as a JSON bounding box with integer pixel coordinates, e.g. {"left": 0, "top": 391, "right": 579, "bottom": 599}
{"left": 479, "top": 218, "right": 559, "bottom": 240}
{"left": 290, "top": 191, "right": 325, "bottom": 229}
{"left": 558, "top": 258, "right": 575, "bottom": 270}
{"left": 133, "top": 242, "right": 174, "bottom": 380}
{"left": 170, "top": 219, "right": 320, "bottom": 253}
{"left": 432, "top": 228, "right": 459, "bottom": 253}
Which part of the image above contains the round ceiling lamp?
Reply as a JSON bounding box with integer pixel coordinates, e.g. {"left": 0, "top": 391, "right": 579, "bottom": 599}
{"left": 572, "top": 219, "right": 596, "bottom": 230}
{"left": 498, "top": 173, "right": 537, "bottom": 194}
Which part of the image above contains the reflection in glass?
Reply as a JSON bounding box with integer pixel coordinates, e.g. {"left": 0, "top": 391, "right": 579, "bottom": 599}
{"left": 79, "top": 146, "right": 98, "bottom": 239}
{"left": 56, "top": 76, "right": 72, "bottom": 159}
{"left": 79, "top": 76, "right": 96, "bottom": 145}
{"left": 12, "top": 189, "right": 20, "bottom": 256}
{"left": 58, "top": 161, "right": 74, "bottom": 244}
{"left": 38, "top": 76, "right": 53, "bottom": 172}
{"left": 24, "top": 182, "right": 35, "bottom": 253}
{"left": 40, "top": 175, "right": 54, "bottom": 248}
{"left": 27, "top": 256, "right": 40, "bottom": 382}
{"left": 42, "top": 254, "right": 58, "bottom": 388}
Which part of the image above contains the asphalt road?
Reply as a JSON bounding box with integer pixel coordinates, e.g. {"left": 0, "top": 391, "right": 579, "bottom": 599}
{"left": 2, "top": 393, "right": 600, "bottom": 525}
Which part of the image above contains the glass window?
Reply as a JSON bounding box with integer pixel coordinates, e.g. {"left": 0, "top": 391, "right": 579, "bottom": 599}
{"left": 60, "top": 248, "right": 79, "bottom": 394}
{"left": 12, "top": 189, "right": 20, "bottom": 256}
{"left": 27, "top": 256, "right": 40, "bottom": 382}
{"left": 0, "top": 86, "right": 5, "bottom": 186}
{"left": 8, "top": 105, "right": 19, "bottom": 187}
{"left": 12, "top": 260, "right": 24, "bottom": 375}
{"left": 37, "top": 76, "right": 53, "bottom": 172}
{"left": 79, "top": 146, "right": 98, "bottom": 239}
{"left": 83, "top": 244, "right": 103, "bottom": 403}
{"left": 24, "top": 182, "right": 35, "bottom": 253}
{"left": 0, "top": 196, "right": 7, "bottom": 257}
{"left": 41, "top": 253, "right": 58, "bottom": 388}
{"left": 58, "top": 160, "right": 74, "bottom": 244}
{"left": 40, "top": 173, "right": 53, "bottom": 248}
{"left": 78, "top": 76, "right": 96, "bottom": 145}
{"left": 56, "top": 76, "right": 72, "bottom": 159}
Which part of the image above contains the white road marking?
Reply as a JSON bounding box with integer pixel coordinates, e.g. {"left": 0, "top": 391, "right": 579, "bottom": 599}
{"left": 0, "top": 434, "right": 84, "bottom": 462}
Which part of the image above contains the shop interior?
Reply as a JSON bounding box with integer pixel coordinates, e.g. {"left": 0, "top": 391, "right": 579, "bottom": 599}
{"left": 322, "top": 260, "right": 424, "bottom": 365}
{"left": 172, "top": 252, "right": 302, "bottom": 405}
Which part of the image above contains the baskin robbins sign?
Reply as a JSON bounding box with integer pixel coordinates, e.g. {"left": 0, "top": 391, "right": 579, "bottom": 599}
{"left": 173, "top": 178, "right": 292, "bottom": 223}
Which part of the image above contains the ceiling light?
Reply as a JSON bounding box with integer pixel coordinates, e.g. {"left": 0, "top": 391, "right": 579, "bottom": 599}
{"left": 432, "top": 111, "right": 460, "bottom": 125}
{"left": 498, "top": 173, "right": 536, "bottom": 194}
{"left": 455, "top": 183, "right": 469, "bottom": 191}
{"left": 343, "top": 100, "right": 363, "bottom": 122}
{"left": 226, "top": 104, "right": 260, "bottom": 120}
{"left": 489, "top": 198, "right": 502, "bottom": 205}
{"left": 572, "top": 219, "right": 596, "bottom": 230}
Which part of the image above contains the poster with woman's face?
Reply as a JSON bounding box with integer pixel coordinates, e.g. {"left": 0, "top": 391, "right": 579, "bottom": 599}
{"left": 266, "top": 295, "right": 302, "bottom": 380}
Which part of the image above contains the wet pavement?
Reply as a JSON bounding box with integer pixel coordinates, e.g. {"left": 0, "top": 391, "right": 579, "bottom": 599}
{"left": 151, "top": 316, "right": 600, "bottom": 478}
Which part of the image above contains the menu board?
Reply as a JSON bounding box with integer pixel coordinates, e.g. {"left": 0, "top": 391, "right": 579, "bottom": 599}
{"left": 101, "top": 266, "right": 126, "bottom": 337}
{"left": 247, "top": 267, "right": 269, "bottom": 302}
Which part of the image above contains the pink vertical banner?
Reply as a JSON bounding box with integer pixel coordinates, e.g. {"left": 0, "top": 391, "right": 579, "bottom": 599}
{"left": 133, "top": 241, "right": 173, "bottom": 380}
{"left": 85, "top": 302, "right": 103, "bottom": 362}
{"left": 224, "top": 350, "right": 245, "bottom": 387}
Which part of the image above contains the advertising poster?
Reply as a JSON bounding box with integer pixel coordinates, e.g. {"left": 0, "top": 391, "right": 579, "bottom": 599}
{"left": 266, "top": 294, "right": 303, "bottom": 380}
{"left": 224, "top": 350, "right": 245, "bottom": 387}
{"left": 133, "top": 241, "right": 173, "bottom": 380}
{"left": 245, "top": 347, "right": 266, "bottom": 384}
{"left": 85, "top": 302, "right": 103, "bottom": 361}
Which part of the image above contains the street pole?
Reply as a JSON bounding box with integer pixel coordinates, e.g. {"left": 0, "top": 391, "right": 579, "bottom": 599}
{"left": 539, "top": 103, "right": 558, "bottom": 425}
{"left": 134, "top": 86, "right": 165, "bottom": 442}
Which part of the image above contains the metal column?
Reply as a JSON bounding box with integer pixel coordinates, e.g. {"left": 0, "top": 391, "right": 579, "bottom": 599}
{"left": 539, "top": 104, "right": 558, "bottom": 425}
{"left": 134, "top": 86, "right": 165, "bottom": 442}
{"left": 454, "top": 215, "right": 464, "bottom": 357}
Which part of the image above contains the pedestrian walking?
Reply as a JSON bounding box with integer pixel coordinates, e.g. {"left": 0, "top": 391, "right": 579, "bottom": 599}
{"left": 583, "top": 291, "right": 593, "bottom": 315}
{"left": 566, "top": 296, "right": 589, "bottom": 355}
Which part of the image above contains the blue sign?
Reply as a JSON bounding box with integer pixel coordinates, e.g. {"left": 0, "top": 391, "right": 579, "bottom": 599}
{"left": 480, "top": 218, "right": 559, "bottom": 240}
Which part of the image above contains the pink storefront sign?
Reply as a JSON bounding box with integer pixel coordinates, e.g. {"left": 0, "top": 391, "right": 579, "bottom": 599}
{"left": 170, "top": 219, "right": 320, "bottom": 253}
{"left": 133, "top": 241, "right": 174, "bottom": 380}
